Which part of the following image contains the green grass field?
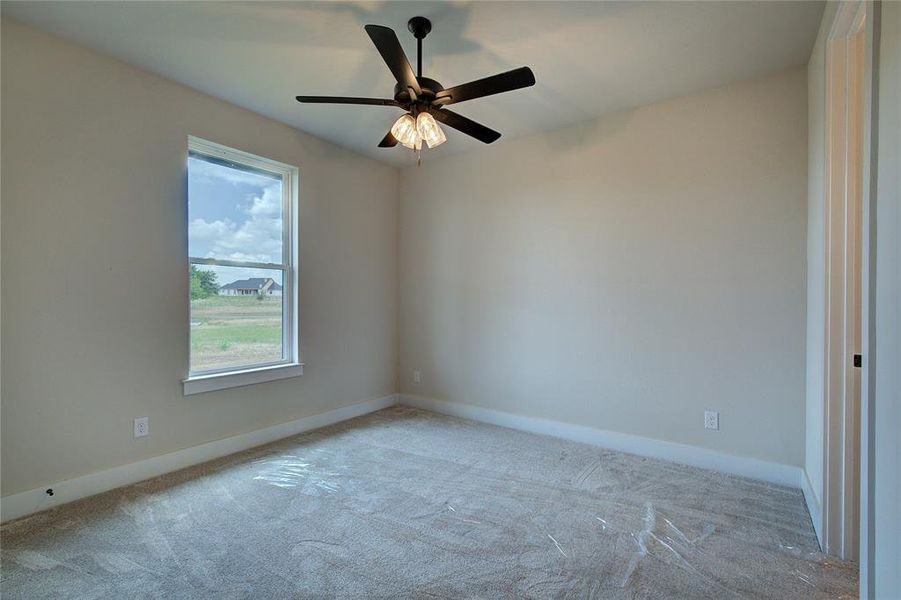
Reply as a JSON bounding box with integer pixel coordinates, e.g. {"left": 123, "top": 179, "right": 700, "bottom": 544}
{"left": 190, "top": 295, "right": 282, "bottom": 372}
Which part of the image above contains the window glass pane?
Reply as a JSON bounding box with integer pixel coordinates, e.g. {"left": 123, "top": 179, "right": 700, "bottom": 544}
{"left": 188, "top": 153, "right": 284, "bottom": 264}
{"left": 190, "top": 264, "right": 284, "bottom": 372}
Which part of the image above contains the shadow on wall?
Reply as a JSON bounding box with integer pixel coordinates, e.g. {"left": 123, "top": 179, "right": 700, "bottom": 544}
{"left": 530, "top": 108, "right": 636, "bottom": 153}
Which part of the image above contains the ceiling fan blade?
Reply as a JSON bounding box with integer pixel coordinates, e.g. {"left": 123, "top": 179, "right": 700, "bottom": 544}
{"left": 434, "top": 67, "right": 535, "bottom": 106}
{"left": 378, "top": 131, "right": 399, "bottom": 147}
{"left": 364, "top": 25, "right": 422, "bottom": 98}
{"left": 296, "top": 96, "right": 401, "bottom": 107}
{"left": 427, "top": 108, "right": 501, "bottom": 144}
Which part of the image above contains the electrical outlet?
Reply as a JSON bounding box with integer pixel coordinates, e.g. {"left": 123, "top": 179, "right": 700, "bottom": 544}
{"left": 134, "top": 417, "right": 149, "bottom": 438}
{"left": 704, "top": 411, "right": 719, "bottom": 431}
{"left": 412, "top": 369, "right": 421, "bottom": 385}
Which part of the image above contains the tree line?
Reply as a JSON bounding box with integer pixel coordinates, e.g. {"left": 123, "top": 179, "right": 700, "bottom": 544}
{"left": 190, "top": 266, "right": 219, "bottom": 299}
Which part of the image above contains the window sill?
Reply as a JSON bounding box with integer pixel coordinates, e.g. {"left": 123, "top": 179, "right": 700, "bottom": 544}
{"left": 183, "top": 363, "right": 304, "bottom": 396}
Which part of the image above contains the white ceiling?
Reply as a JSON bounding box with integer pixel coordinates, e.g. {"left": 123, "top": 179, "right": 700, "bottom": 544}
{"left": 3, "top": 1, "right": 823, "bottom": 167}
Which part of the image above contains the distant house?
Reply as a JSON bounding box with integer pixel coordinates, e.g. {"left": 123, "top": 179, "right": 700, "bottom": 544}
{"left": 219, "top": 277, "right": 282, "bottom": 297}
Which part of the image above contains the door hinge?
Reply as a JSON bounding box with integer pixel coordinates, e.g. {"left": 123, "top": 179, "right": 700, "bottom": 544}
{"left": 853, "top": 354, "right": 862, "bottom": 368}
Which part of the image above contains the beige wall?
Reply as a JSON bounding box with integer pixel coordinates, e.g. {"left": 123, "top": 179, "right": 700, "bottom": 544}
{"left": 399, "top": 68, "right": 809, "bottom": 467}
{"left": 0, "top": 20, "right": 398, "bottom": 495}
{"left": 1, "top": 17, "right": 815, "bottom": 499}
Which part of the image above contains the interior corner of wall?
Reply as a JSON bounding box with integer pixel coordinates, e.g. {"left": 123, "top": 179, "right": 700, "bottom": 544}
{"left": 801, "top": 467, "right": 824, "bottom": 547}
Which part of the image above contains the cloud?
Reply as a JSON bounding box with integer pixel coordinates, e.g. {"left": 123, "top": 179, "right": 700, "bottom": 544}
{"left": 189, "top": 186, "right": 283, "bottom": 265}
{"left": 189, "top": 218, "right": 234, "bottom": 242}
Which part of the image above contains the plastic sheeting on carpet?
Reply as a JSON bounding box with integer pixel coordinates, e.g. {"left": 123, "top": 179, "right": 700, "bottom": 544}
{"left": 1, "top": 406, "right": 858, "bottom": 599}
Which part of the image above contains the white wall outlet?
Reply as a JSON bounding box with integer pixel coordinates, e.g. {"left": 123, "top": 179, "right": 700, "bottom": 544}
{"left": 704, "top": 411, "right": 719, "bottom": 431}
{"left": 134, "top": 417, "right": 149, "bottom": 438}
{"left": 412, "top": 369, "right": 421, "bottom": 385}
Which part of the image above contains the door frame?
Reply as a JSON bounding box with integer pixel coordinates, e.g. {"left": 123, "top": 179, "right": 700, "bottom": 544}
{"left": 821, "top": 0, "right": 876, "bottom": 565}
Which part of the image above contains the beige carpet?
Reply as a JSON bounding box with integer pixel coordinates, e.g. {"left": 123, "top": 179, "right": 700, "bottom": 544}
{"left": 1, "top": 406, "right": 857, "bottom": 598}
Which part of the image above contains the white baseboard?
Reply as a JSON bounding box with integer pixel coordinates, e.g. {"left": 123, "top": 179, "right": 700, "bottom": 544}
{"left": 1, "top": 394, "right": 398, "bottom": 523}
{"left": 2, "top": 393, "right": 807, "bottom": 524}
{"left": 399, "top": 394, "right": 803, "bottom": 489}
{"left": 801, "top": 468, "right": 824, "bottom": 548}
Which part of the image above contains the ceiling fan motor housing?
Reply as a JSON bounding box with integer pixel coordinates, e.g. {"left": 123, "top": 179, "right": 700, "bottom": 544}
{"left": 394, "top": 77, "right": 443, "bottom": 103}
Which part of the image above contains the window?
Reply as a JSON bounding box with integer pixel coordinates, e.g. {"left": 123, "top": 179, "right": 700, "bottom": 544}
{"left": 184, "top": 137, "right": 300, "bottom": 394}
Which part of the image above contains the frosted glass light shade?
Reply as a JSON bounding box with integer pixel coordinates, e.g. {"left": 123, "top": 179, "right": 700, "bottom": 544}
{"left": 416, "top": 112, "right": 446, "bottom": 148}
{"left": 390, "top": 114, "right": 419, "bottom": 149}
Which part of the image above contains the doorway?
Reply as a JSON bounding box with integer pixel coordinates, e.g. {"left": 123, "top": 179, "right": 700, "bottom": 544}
{"left": 822, "top": 0, "right": 870, "bottom": 563}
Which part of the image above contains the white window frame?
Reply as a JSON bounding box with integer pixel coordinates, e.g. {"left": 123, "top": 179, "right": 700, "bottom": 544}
{"left": 183, "top": 136, "right": 302, "bottom": 395}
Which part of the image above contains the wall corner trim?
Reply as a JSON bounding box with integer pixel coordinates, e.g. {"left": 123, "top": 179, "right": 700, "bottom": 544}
{"left": 399, "top": 394, "right": 804, "bottom": 489}
{"left": 802, "top": 468, "right": 825, "bottom": 549}
{"left": 0, "top": 394, "right": 399, "bottom": 524}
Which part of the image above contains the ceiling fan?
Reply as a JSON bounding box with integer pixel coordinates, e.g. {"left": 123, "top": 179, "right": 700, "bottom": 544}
{"left": 296, "top": 16, "right": 536, "bottom": 153}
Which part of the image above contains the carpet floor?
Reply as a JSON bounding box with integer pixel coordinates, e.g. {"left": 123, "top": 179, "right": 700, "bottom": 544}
{"left": 1, "top": 406, "right": 857, "bottom": 599}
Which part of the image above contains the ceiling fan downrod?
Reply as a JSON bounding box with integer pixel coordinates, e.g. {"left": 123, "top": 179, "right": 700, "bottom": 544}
{"left": 407, "top": 16, "right": 431, "bottom": 78}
